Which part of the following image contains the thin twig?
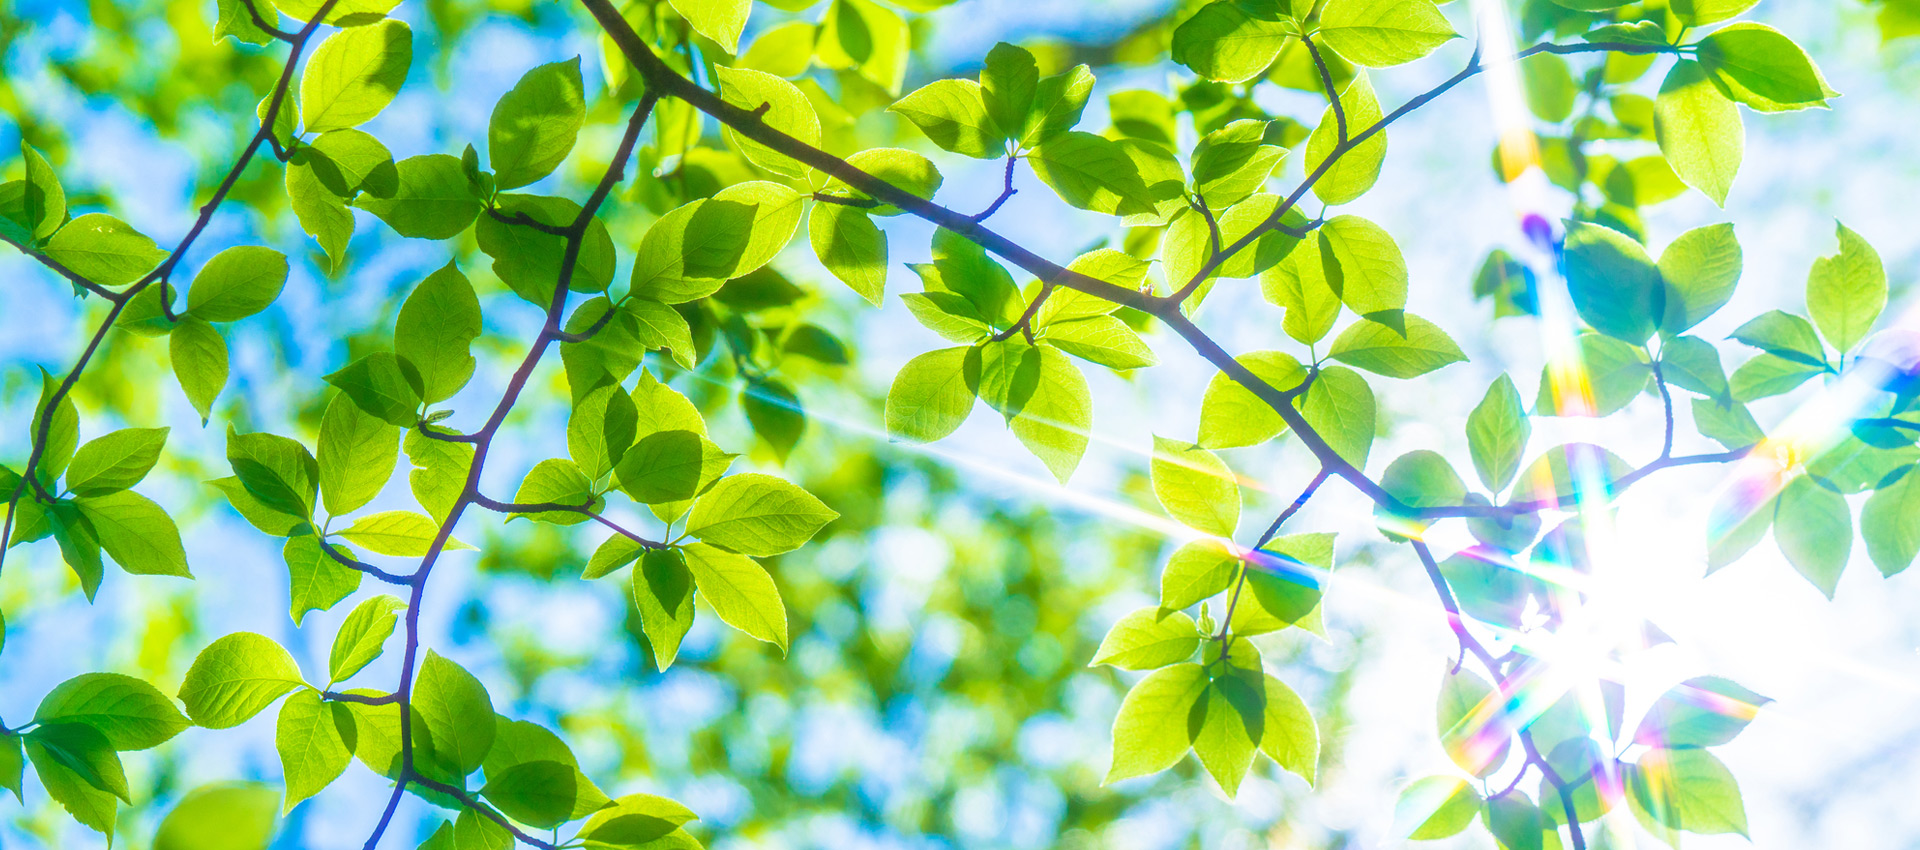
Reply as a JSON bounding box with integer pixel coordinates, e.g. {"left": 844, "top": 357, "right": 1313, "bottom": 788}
{"left": 971, "top": 154, "right": 1020, "bottom": 222}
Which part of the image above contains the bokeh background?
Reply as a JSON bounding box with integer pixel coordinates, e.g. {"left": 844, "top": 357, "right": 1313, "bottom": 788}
{"left": 2, "top": 0, "right": 1919, "bottom": 847}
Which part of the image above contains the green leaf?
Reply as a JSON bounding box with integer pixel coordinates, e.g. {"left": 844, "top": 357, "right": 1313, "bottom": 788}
{"left": 153, "top": 783, "right": 280, "bottom": 850}
{"left": 75, "top": 490, "right": 190, "bottom": 577}
{"left": 1197, "top": 351, "right": 1308, "bottom": 449}
{"left": 324, "top": 352, "right": 422, "bottom": 427}
{"left": 1258, "top": 672, "right": 1318, "bottom": 783}
{"left": 1171, "top": 1, "right": 1291, "bottom": 83}
{"left": 1535, "top": 333, "right": 1651, "bottom": 417}
{"left": 1485, "top": 792, "right": 1543, "bottom": 850}
{"left": 1318, "top": 215, "right": 1407, "bottom": 315}
{"left": 686, "top": 473, "right": 837, "bottom": 556}
{"left": 630, "top": 198, "right": 761, "bottom": 303}
{"left": 1192, "top": 667, "right": 1263, "bottom": 797}
{"left": 1026, "top": 131, "right": 1158, "bottom": 217}
{"left": 668, "top": 0, "right": 748, "bottom": 51}
{"left": 1305, "top": 74, "right": 1387, "bottom": 205}
{"left": 42, "top": 213, "right": 168, "bottom": 288}
{"left": 1190, "top": 119, "right": 1286, "bottom": 208}
{"left": 1018, "top": 64, "right": 1096, "bottom": 148}
{"left": 1564, "top": 220, "right": 1663, "bottom": 344}
{"left": 414, "top": 650, "right": 494, "bottom": 777}
{"left": 0, "top": 733, "right": 20, "bottom": 803}
{"left": 1467, "top": 375, "right": 1529, "bottom": 493}
{"left": 1805, "top": 221, "right": 1886, "bottom": 354}
{"left": 1696, "top": 22, "right": 1837, "bottom": 113}
{"left": 1105, "top": 662, "right": 1207, "bottom": 783}
{"left": 1262, "top": 232, "right": 1341, "bottom": 344}
{"left": 65, "top": 427, "right": 168, "bottom": 497}
{"left": 476, "top": 195, "right": 617, "bottom": 306}
{"left": 328, "top": 594, "right": 405, "bottom": 683}
{"left": 336, "top": 510, "right": 471, "bottom": 557}
{"left": 740, "top": 20, "right": 815, "bottom": 77}
{"left": 1627, "top": 748, "right": 1749, "bottom": 837}
{"left": 1863, "top": 467, "right": 1920, "bottom": 576}
{"left": 615, "top": 430, "right": 727, "bottom": 507}
{"left": 480, "top": 760, "right": 608, "bottom": 830}
{"left": 1633, "top": 676, "right": 1770, "bottom": 748}
{"left": 1671, "top": 0, "right": 1759, "bottom": 26}
{"left": 981, "top": 42, "right": 1039, "bottom": 144}
{"left": 1520, "top": 52, "right": 1577, "bottom": 122}
{"left": 1438, "top": 667, "right": 1507, "bottom": 777}
{"left": 1729, "top": 352, "right": 1823, "bottom": 402}
{"left": 183, "top": 245, "right": 287, "bottom": 323}
{"left": 406, "top": 427, "right": 473, "bottom": 524}
{"left": 1091, "top": 607, "right": 1199, "bottom": 670}
{"left": 1328, "top": 312, "right": 1466, "bottom": 378}
{"left": 29, "top": 369, "right": 78, "bottom": 481}
{"left": 716, "top": 66, "right": 820, "bottom": 177}
{"left": 889, "top": 79, "right": 1004, "bottom": 158}
{"left": 1319, "top": 0, "right": 1456, "bottom": 67}
{"left": 509, "top": 458, "right": 597, "bottom": 525}
{"left": 306, "top": 128, "right": 398, "bottom": 198}
{"left": 300, "top": 20, "right": 411, "bottom": 133}
{"left": 632, "top": 548, "right": 696, "bottom": 670}
{"left": 584, "top": 535, "right": 643, "bottom": 580}
{"left": 317, "top": 393, "right": 398, "bottom": 516}
{"left": 170, "top": 316, "right": 229, "bottom": 423}
{"left": 1396, "top": 776, "right": 1480, "bottom": 839}
{"left": 285, "top": 532, "right": 362, "bottom": 627}
{"left": 808, "top": 201, "right": 888, "bottom": 305}
{"left": 1655, "top": 61, "right": 1743, "bottom": 207}
{"left": 1661, "top": 335, "right": 1731, "bottom": 400}
{"left": 1150, "top": 436, "right": 1240, "bottom": 537}
{"left": 210, "top": 477, "right": 305, "bottom": 538}
{"left": 489, "top": 58, "right": 586, "bottom": 190}
{"left": 1658, "top": 222, "right": 1743, "bottom": 334}
{"left": 35, "top": 672, "right": 190, "bottom": 751}
{"left": 886, "top": 346, "right": 978, "bottom": 444}
{"left": 1244, "top": 532, "right": 1332, "bottom": 628}
{"left": 1380, "top": 450, "right": 1466, "bottom": 517}
{"left": 1160, "top": 539, "right": 1240, "bottom": 610}
{"left": 1513, "top": 443, "right": 1632, "bottom": 504}
{"left": 569, "top": 385, "right": 639, "bottom": 481}
{"left": 682, "top": 542, "right": 789, "bottom": 650}
{"left": 178, "top": 632, "right": 306, "bottom": 729}
{"left": 276, "top": 689, "right": 353, "bottom": 813}
{"left": 394, "top": 263, "right": 481, "bottom": 405}
{"left": 1729, "top": 310, "right": 1827, "bottom": 367}
{"left": 821, "top": 147, "right": 942, "bottom": 216}
{"left": 1006, "top": 345, "right": 1094, "bottom": 482}
{"left": 1298, "top": 364, "right": 1376, "bottom": 469}
{"left": 577, "top": 794, "right": 700, "bottom": 848}
{"left": 26, "top": 723, "right": 129, "bottom": 827}
{"left": 1775, "top": 474, "right": 1850, "bottom": 597}
{"left": 354, "top": 154, "right": 483, "bottom": 240}
{"left": 17, "top": 142, "right": 65, "bottom": 241}
{"left": 285, "top": 152, "right": 355, "bottom": 273}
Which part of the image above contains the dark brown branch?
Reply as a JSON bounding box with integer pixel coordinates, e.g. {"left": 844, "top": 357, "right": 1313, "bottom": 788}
{"left": 1302, "top": 33, "right": 1346, "bottom": 144}
{"left": 238, "top": 0, "right": 297, "bottom": 43}
{"left": 406, "top": 773, "right": 558, "bottom": 849}
{"left": 971, "top": 154, "right": 1020, "bottom": 222}
{"left": 486, "top": 208, "right": 572, "bottom": 236}
{"left": 318, "top": 537, "right": 414, "bottom": 586}
{"left": 321, "top": 690, "right": 399, "bottom": 706}
{"left": 811, "top": 192, "right": 882, "bottom": 209}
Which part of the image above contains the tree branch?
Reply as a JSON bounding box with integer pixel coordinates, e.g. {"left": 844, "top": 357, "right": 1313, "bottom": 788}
{"left": 318, "top": 537, "right": 415, "bottom": 586}
{"left": 1302, "top": 33, "right": 1346, "bottom": 144}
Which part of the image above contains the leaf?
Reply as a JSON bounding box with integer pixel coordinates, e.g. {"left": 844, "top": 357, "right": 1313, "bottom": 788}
{"left": 1244, "top": 532, "right": 1332, "bottom": 628}
{"left": 715, "top": 66, "right": 820, "bottom": 177}
{"left": 35, "top": 672, "right": 190, "bottom": 751}
{"left": 633, "top": 548, "right": 697, "bottom": 670}
{"left": 476, "top": 195, "right": 617, "bottom": 306}
{"left": 1197, "top": 351, "right": 1308, "bottom": 449}
{"left": 65, "top": 427, "right": 168, "bottom": 497}
{"left": 1151, "top": 437, "right": 1240, "bottom": 537}
{"left": 1008, "top": 345, "right": 1093, "bottom": 482}
{"left": 1318, "top": 215, "right": 1407, "bottom": 315}
{"left": 1298, "top": 364, "right": 1376, "bottom": 469}
{"left": 740, "top": 20, "right": 815, "bottom": 76}
{"left": 328, "top": 594, "right": 405, "bottom": 683}
{"left": 1304, "top": 74, "right": 1387, "bottom": 205}
{"left": 42, "top": 213, "right": 168, "bottom": 288}
{"left": 1775, "top": 474, "right": 1850, "bottom": 597}
{"left": 25, "top": 725, "right": 125, "bottom": 834}
{"left": 1026, "top": 131, "right": 1157, "bottom": 217}
{"left": 508, "top": 458, "right": 597, "bottom": 525}
{"left": 1485, "top": 793, "right": 1543, "bottom": 850}
{"left": 1091, "top": 608, "right": 1199, "bottom": 670}
{"left": 1514, "top": 443, "right": 1633, "bottom": 504}
{"left": 682, "top": 542, "right": 788, "bottom": 650}
{"left": 0, "top": 733, "right": 20, "bottom": 803}
{"left": 1729, "top": 352, "right": 1823, "bottom": 401}
{"left": 1258, "top": 672, "right": 1318, "bottom": 783}
{"left": 1696, "top": 22, "right": 1837, "bottom": 113}
{"left": 1729, "top": 310, "right": 1827, "bottom": 367}
{"left": 628, "top": 198, "right": 757, "bottom": 303}
{"left": 480, "top": 760, "right": 608, "bottom": 830}
{"left": 186, "top": 245, "right": 287, "bottom": 322}
{"left": 1438, "top": 667, "right": 1507, "bottom": 777}
{"left": 336, "top": 511, "right": 471, "bottom": 557}
{"left": 1627, "top": 748, "right": 1749, "bottom": 837}
{"left": 569, "top": 385, "right": 639, "bottom": 481}
{"left": 1396, "top": 776, "right": 1480, "bottom": 839}
{"left": 153, "top": 783, "right": 280, "bottom": 850}
{"left": 616, "top": 430, "right": 726, "bottom": 507}
{"left": 75, "top": 490, "right": 190, "bottom": 577}
{"left": 414, "top": 650, "right": 494, "bottom": 777}
{"left": 1328, "top": 312, "right": 1466, "bottom": 378}
{"left": 815, "top": 0, "right": 910, "bottom": 94}
{"left": 285, "top": 152, "right": 354, "bottom": 272}
{"left": 1192, "top": 667, "right": 1263, "bottom": 796}
{"left": 1863, "top": 467, "right": 1920, "bottom": 577}
{"left": 406, "top": 427, "right": 473, "bottom": 524}
{"left": 1536, "top": 333, "right": 1651, "bottom": 418}
{"left": 981, "top": 42, "right": 1039, "bottom": 143}
{"left": 1520, "top": 52, "right": 1578, "bottom": 122}
{"left": 1171, "top": 1, "right": 1291, "bottom": 83}
{"left": 668, "top": 0, "right": 748, "bottom": 51}
{"left": 1671, "top": 0, "right": 1760, "bottom": 26}
{"left": 1658, "top": 222, "right": 1743, "bottom": 334}
{"left": 1634, "top": 676, "right": 1770, "bottom": 748}
{"left": 29, "top": 369, "right": 79, "bottom": 481}
{"left": 300, "top": 20, "right": 411, "bottom": 133}
{"left": 889, "top": 79, "right": 1004, "bottom": 158}
{"left": 178, "top": 632, "right": 306, "bottom": 729}
{"left": 18, "top": 142, "right": 65, "bottom": 241}
{"left": 1563, "top": 220, "right": 1663, "bottom": 344}
{"left": 393, "top": 263, "right": 480, "bottom": 406}
{"left": 1319, "top": 0, "right": 1456, "bottom": 67}
{"left": 1656, "top": 60, "right": 1743, "bottom": 207}
{"left": 488, "top": 58, "right": 586, "bottom": 190}
{"left": 354, "top": 154, "right": 483, "bottom": 240}
{"left": 1105, "top": 662, "right": 1207, "bottom": 783}
{"left": 317, "top": 393, "right": 398, "bottom": 516}
{"left": 1018, "top": 63, "right": 1096, "bottom": 148}
{"left": 686, "top": 473, "right": 838, "bottom": 556}
{"left": 226, "top": 428, "right": 319, "bottom": 522}
{"left": 1467, "top": 375, "right": 1529, "bottom": 493}
{"left": 1160, "top": 538, "right": 1240, "bottom": 610}
{"left": 886, "top": 346, "right": 978, "bottom": 443}
{"left": 1805, "top": 221, "right": 1886, "bottom": 354}
{"left": 1380, "top": 450, "right": 1466, "bottom": 518}
{"left": 306, "top": 128, "right": 398, "bottom": 197}
{"left": 1262, "top": 233, "right": 1341, "bottom": 344}
{"left": 808, "top": 201, "right": 888, "bottom": 305}
{"left": 276, "top": 689, "right": 353, "bottom": 813}
{"left": 324, "top": 352, "right": 422, "bottom": 427}
{"left": 577, "top": 794, "right": 700, "bottom": 848}
{"left": 170, "top": 316, "right": 229, "bottom": 423}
